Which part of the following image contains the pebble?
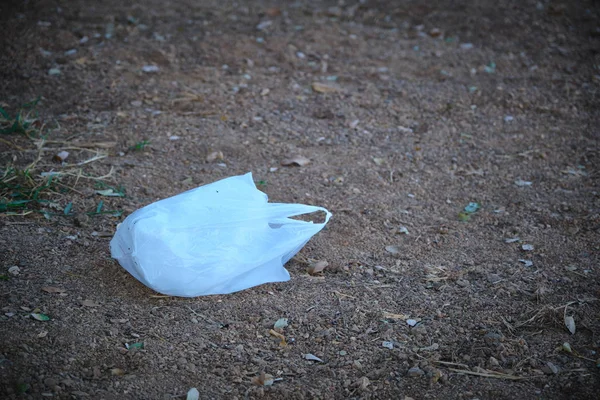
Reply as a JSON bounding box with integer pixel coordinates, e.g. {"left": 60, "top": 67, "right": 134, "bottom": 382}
{"left": 44, "top": 378, "right": 57, "bottom": 387}
{"left": 542, "top": 361, "right": 559, "bottom": 374}
{"left": 8, "top": 266, "right": 20, "bottom": 275}
{"left": 484, "top": 332, "right": 504, "bottom": 344}
{"left": 48, "top": 68, "right": 61, "bottom": 76}
{"left": 131, "top": 100, "right": 142, "bottom": 107}
{"left": 407, "top": 366, "right": 425, "bottom": 377}
{"left": 487, "top": 274, "right": 501, "bottom": 283}
{"left": 142, "top": 65, "right": 160, "bottom": 73}
{"left": 460, "top": 43, "right": 474, "bottom": 50}
{"left": 489, "top": 357, "right": 500, "bottom": 366}
{"left": 456, "top": 279, "right": 470, "bottom": 287}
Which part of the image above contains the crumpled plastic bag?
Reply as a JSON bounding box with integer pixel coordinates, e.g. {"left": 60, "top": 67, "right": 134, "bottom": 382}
{"left": 110, "top": 172, "right": 331, "bottom": 297}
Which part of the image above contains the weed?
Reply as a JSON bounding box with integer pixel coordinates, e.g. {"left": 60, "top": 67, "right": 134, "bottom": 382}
{"left": 0, "top": 100, "right": 124, "bottom": 218}
{"left": 130, "top": 140, "right": 151, "bottom": 151}
{"left": 0, "top": 97, "right": 41, "bottom": 136}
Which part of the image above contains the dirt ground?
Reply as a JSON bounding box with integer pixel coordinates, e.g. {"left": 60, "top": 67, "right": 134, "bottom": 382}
{"left": 1, "top": 0, "right": 599, "bottom": 398}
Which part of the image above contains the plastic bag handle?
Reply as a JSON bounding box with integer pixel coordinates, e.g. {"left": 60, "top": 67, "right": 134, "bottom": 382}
{"left": 267, "top": 203, "right": 332, "bottom": 226}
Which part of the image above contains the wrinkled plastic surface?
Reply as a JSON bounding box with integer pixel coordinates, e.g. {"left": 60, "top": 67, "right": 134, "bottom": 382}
{"left": 110, "top": 172, "right": 331, "bottom": 297}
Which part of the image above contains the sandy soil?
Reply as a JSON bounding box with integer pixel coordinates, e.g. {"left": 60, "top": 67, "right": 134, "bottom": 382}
{"left": 1, "top": 0, "right": 599, "bottom": 399}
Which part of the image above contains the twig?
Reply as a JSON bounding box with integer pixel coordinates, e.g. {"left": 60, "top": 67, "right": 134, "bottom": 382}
{"left": 447, "top": 368, "right": 528, "bottom": 380}
{"left": 333, "top": 291, "right": 356, "bottom": 299}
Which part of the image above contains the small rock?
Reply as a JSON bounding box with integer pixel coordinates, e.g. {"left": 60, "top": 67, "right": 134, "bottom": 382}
{"left": 429, "top": 28, "right": 442, "bottom": 37}
{"left": 542, "top": 361, "right": 559, "bottom": 375}
{"left": 519, "top": 259, "right": 533, "bottom": 267}
{"left": 515, "top": 179, "right": 532, "bottom": 187}
{"left": 456, "top": 279, "right": 470, "bottom": 287}
{"left": 131, "top": 100, "right": 142, "bottom": 107}
{"left": 487, "top": 274, "right": 501, "bottom": 283}
{"left": 460, "top": 43, "right": 474, "bottom": 50}
{"left": 8, "top": 266, "right": 20, "bottom": 275}
{"left": 48, "top": 68, "right": 61, "bottom": 76}
{"left": 142, "top": 65, "right": 160, "bottom": 73}
{"left": 504, "top": 115, "right": 514, "bottom": 123}
{"left": 74, "top": 214, "right": 89, "bottom": 227}
{"left": 489, "top": 357, "right": 500, "bottom": 366}
{"left": 256, "top": 20, "right": 273, "bottom": 31}
{"left": 522, "top": 244, "right": 534, "bottom": 251}
{"left": 382, "top": 341, "right": 394, "bottom": 349}
{"left": 354, "top": 376, "right": 370, "bottom": 390}
{"left": 385, "top": 245, "right": 400, "bottom": 255}
{"left": 44, "top": 378, "right": 57, "bottom": 387}
{"left": 406, "top": 319, "right": 417, "bottom": 327}
{"left": 407, "top": 366, "right": 425, "bottom": 377}
{"left": 484, "top": 332, "right": 504, "bottom": 344}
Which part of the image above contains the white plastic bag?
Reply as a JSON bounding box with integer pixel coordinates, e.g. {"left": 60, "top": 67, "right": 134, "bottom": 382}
{"left": 110, "top": 172, "right": 331, "bottom": 297}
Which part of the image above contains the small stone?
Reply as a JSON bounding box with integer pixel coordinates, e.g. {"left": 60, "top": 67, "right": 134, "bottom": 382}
{"left": 484, "top": 332, "right": 504, "bottom": 344}
{"left": 542, "top": 361, "right": 559, "bottom": 375}
{"left": 487, "top": 274, "right": 501, "bottom": 284}
{"left": 48, "top": 68, "right": 61, "bottom": 76}
{"left": 406, "top": 319, "right": 417, "bottom": 327}
{"left": 385, "top": 245, "right": 400, "bottom": 255}
{"left": 142, "top": 65, "right": 160, "bottom": 73}
{"left": 354, "top": 376, "right": 370, "bottom": 390}
{"left": 522, "top": 244, "right": 534, "bottom": 251}
{"left": 131, "top": 100, "right": 142, "bottom": 107}
{"left": 44, "top": 378, "right": 57, "bottom": 387}
{"left": 489, "top": 357, "right": 499, "bottom": 366}
{"left": 407, "top": 366, "right": 425, "bottom": 377}
{"left": 456, "top": 279, "right": 470, "bottom": 287}
{"left": 8, "top": 266, "right": 22, "bottom": 275}
{"left": 460, "top": 43, "right": 474, "bottom": 50}
{"left": 256, "top": 20, "right": 272, "bottom": 31}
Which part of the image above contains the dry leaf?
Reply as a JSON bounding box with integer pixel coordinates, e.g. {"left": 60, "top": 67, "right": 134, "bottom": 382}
{"left": 186, "top": 388, "right": 199, "bottom": 400}
{"left": 311, "top": 82, "right": 340, "bottom": 93}
{"left": 73, "top": 141, "right": 117, "bottom": 149}
{"left": 54, "top": 151, "right": 69, "bottom": 162}
{"left": 252, "top": 372, "right": 274, "bottom": 386}
{"left": 31, "top": 313, "right": 50, "bottom": 321}
{"left": 385, "top": 245, "right": 399, "bottom": 254}
{"left": 308, "top": 260, "right": 328, "bottom": 275}
{"left": 81, "top": 299, "right": 100, "bottom": 307}
{"left": 281, "top": 155, "right": 310, "bottom": 167}
{"left": 42, "top": 286, "right": 67, "bottom": 294}
{"left": 273, "top": 318, "right": 288, "bottom": 330}
{"left": 382, "top": 311, "right": 408, "bottom": 320}
{"left": 354, "top": 376, "right": 370, "bottom": 390}
{"left": 269, "top": 329, "right": 287, "bottom": 346}
{"left": 265, "top": 7, "right": 281, "bottom": 17}
{"left": 564, "top": 315, "right": 576, "bottom": 335}
{"left": 206, "top": 151, "right": 224, "bottom": 162}
{"left": 110, "top": 368, "right": 125, "bottom": 376}
{"left": 304, "top": 353, "right": 324, "bottom": 362}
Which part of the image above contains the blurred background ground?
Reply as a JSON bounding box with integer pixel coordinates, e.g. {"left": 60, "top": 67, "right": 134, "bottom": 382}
{"left": 1, "top": 0, "right": 599, "bottom": 399}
